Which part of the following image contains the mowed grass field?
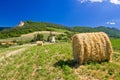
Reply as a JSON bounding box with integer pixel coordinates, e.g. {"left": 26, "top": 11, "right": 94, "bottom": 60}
{"left": 111, "top": 38, "right": 120, "bottom": 52}
{"left": 0, "top": 38, "right": 120, "bottom": 80}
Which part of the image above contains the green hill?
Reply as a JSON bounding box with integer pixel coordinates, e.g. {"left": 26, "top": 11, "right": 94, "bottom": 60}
{"left": 71, "top": 26, "right": 120, "bottom": 38}
{"left": 0, "top": 21, "right": 70, "bottom": 39}
{"left": 0, "top": 21, "right": 120, "bottom": 39}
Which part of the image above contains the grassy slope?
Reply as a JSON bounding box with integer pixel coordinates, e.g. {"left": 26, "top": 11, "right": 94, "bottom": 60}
{"left": 0, "top": 29, "right": 68, "bottom": 42}
{"left": 111, "top": 38, "right": 120, "bottom": 52}
{"left": 71, "top": 26, "right": 120, "bottom": 38}
{"left": 0, "top": 43, "right": 78, "bottom": 80}
{"left": 0, "top": 44, "right": 35, "bottom": 57}
{"left": 0, "top": 47, "right": 22, "bottom": 57}
{"left": 0, "top": 21, "right": 70, "bottom": 39}
{"left": 0, "top": 39, "right": 120, "bottom": 80}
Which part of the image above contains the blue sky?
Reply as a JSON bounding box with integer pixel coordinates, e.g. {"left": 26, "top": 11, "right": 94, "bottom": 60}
{"left": 0, "top": 0, "right": 120, "bottom": 29}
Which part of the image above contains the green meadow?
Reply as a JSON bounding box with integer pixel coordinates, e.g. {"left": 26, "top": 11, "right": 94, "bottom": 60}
{"left": 0, "top": 38, "right": 120, "bottom": 80}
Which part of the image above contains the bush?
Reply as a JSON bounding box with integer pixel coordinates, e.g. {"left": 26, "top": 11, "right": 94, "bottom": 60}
{"left": 32, "top": 34, "right": 44, "bottom": 42}
{"left": 47, "top": 35, "right": 51, "bottom": 42}
{"left": 56, "top": 34, "right": 67, "bottom": 41}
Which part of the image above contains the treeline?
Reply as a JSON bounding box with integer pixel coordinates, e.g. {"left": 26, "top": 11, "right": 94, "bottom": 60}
{"left": 0, "top": 21, "right": 120, "bottom": 39}
{"left": 70, "top": 26, "right": 120, "bottom": 38}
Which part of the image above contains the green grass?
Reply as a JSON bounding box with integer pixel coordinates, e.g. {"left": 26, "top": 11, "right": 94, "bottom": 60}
{"left": 0, "top": 46, "right": 24, "bottom": 57}
{"left": 0, "top": 43, "right": 78, "bottom": 80}
{"left": 47, "top": 27, "right": 71, "bottom": 33}
{"left": 0, "top": 38, "right": 120, "bottom": 80}
{"left": 111, "top": 38, "right": 120, "bottom": 52}
{"left": 79, "top": 61, "right": 120, "bottom": 80}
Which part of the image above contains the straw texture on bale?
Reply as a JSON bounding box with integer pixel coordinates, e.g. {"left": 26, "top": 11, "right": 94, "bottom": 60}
{"left": 72, "top": 32, "right": 113, "bottom": 64}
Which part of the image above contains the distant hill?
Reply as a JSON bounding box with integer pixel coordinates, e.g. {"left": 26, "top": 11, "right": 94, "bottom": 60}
{"left": 0, "top": 27, "right": 11, "bottom": 31}
{"left": 0, "top": 21, "right": 120, "bottom": 39}
{"left": 71, "top": 26, "right": 120, "bottom": 38}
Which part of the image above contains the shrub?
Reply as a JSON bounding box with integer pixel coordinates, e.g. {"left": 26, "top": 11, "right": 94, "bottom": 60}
{"left": 32, "top": 34, "right": 44, "bottom": 42}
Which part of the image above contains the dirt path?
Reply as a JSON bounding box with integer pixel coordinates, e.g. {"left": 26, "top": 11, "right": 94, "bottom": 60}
{"left": 0, "top": 48, "right": 26, "bottom": 61}
{"left": 0, "top": 43, "right": 53, "bottom": 62}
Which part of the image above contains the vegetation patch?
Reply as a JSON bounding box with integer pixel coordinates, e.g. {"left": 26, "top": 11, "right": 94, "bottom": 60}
{"left": 0, "top": 38, "right": 120, "bottom": 80}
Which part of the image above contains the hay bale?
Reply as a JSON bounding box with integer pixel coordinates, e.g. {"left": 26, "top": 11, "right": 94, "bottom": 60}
{"left": 72, "top": 32, "right": 113, "bottom": 64}
{"left": 1, "top": 42, "right": 7, "bottom": 46}
{"left": 36, "top": 41, "right": 43, "bottom": 46}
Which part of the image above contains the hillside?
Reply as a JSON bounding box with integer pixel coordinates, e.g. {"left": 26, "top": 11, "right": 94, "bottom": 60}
{"left": 0, "top": 39, "right": 120, "bottom": 80}
{"left": 71, "top": 26, "right": 120, "bottom": 38}
{"left": 0, "top": 31, "right": 64, "bottom": 42}
{"left": 0, "top": 21, "right": 70, "bottom": 39}
{"left": 0, "top": 21, "right": 120, "bottom": 39}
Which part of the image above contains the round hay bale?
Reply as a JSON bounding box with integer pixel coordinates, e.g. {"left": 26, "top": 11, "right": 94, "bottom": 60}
{"left": 36, "top": 41, "right": 43, "bottom": 46}
{"left": 72, "top": 32, "right": 113, "bottom": 64}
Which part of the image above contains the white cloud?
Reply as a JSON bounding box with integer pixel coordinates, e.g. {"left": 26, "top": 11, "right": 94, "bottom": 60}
{"left": 77, "top": 0, "right": 87, "bottom": 3}
{"left": 77, "top": 0, "right": 120, "bottom": 5}
{"left": 110, "top": 0, "right": 120, "bottom": 5}
{"left": 106, "top": 21, "right": 116, "bottom": 25}
{"left": 77, "top": 0, "right": 103, "bottom": 3}
{"left": 90, "top": 0, "right": 103, "bottom": 3}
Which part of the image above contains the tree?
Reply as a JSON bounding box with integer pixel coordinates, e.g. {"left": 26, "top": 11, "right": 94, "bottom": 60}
{"left": 33, "top": 34, "right": 44, "bottom": 42}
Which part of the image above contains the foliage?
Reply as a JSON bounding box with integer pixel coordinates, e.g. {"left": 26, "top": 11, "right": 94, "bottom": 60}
{"left": 0, "top": 21, "right": 120, "bottom": 39}
{"left": 47, "top": 35, "right": 51, "bottom": 42}
{"left": 32, "top": 34, "right": 44, "bottom": 42}
{"left": 55, "top": 32, "right": 76, "bottom": 42}
{"left": 56, "top": 34, "right": 66, "bottom": 40}
{"left": 71, "top": 26, "right": 120, "bottom": 38}
{"left": 0, "top": 21, "right": 69, "bottom": 39}
{"left": 64, "top": 32, "right": 76, "bottom": 40}
{"left": 46, "top": 31, "right": 53, "bottom": 42}
{"left": 16, "top": 40, "right": 30, "bottom": 45}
